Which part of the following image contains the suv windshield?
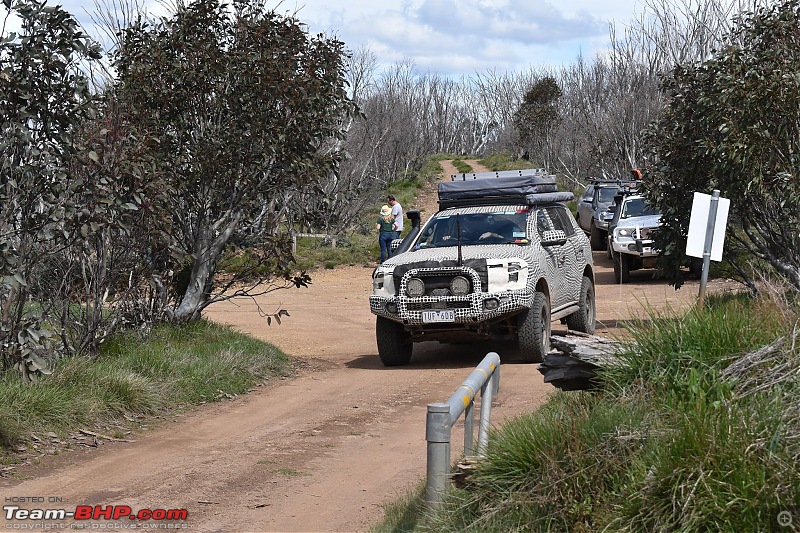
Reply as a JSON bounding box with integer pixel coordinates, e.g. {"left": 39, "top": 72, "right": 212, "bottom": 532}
{"left": 415, "top": 211, "right": 529, "bottom": 248}
{"left": 598, "top": 187, "right": 619, "bottom": 203}
{"left": 620, "top": 198, "right": 659, "bottom": 219}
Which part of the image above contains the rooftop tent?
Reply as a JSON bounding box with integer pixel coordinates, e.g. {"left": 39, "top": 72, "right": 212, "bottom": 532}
{"left": 438, "top": 169, "right": 573, "bottom": 208}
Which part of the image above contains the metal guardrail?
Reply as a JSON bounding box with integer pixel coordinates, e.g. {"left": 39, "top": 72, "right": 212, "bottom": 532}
{"left": 425, "top": 352, "right": 501, "bottom": 507}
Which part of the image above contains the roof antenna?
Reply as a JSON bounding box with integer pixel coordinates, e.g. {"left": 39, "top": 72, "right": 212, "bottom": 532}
{"left": 456, "top": 214, "right": 463, "bottom": 267}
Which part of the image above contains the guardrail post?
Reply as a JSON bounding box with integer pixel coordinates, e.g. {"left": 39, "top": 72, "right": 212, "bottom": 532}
{"left": 477, "top": 373, "right": 495, "bottom": 455}
{"left": 425, "top": 403, "right": 452, "bottom": 507}
{"left": 463, "top": 400, "right": 475, "bottom": 457}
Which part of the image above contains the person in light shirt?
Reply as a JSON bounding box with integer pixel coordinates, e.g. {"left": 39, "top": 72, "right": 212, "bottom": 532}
{"left": 387, "top": 194, "right": 403, "bottom": 239}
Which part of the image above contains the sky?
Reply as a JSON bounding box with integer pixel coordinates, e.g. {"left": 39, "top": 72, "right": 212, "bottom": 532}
{"left": 3, "top": 0, "right": 644, "bottom": 76}
{"left": 282, "top": 0, "right": 642, "bottom": 75}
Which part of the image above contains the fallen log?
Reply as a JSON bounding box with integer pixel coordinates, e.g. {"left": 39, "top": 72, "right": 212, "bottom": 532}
{"left": 538, "top": 333, "right": 623, "bottom": 391}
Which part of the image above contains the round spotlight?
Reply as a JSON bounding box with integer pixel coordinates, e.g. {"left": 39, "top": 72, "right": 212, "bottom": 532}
{"left": 450, "top": 276, "right": 470, "bottom": 296}
{"left": 407, "top": 277, "right": 425, "bottom": 297}
{"left": 483, "top": 298, "right": 500, "bottom": 310}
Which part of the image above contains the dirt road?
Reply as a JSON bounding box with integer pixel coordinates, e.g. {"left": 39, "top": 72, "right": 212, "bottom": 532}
{"left": 0, "top": 161, "right": 735, "bottom": 533}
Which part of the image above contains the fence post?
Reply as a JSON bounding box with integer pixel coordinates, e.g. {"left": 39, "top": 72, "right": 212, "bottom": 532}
{"left": 425, "top": 403, "right": 452, "bottom": 507}
{"left": 477, "top": 375, "right": 495, "bottom": 455}
{"left": 463, "top": 401, "right": 475, "bottom": 457}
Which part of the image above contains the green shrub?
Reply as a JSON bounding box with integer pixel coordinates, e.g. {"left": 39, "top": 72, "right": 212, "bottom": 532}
{"left": 0, "top": 321, "right": 289, "bottom": 453}
{"left": 604, "top": 292, "right": 786, "bottom": 397}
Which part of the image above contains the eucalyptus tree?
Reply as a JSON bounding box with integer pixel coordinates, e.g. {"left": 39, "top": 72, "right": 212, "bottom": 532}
{"left": 0, "top": 0, "right": 104, "bottom": 373}
{"left": 513, "top": 76, "right": 562, "bottom": 165}
{"left": 645, "top": 0, "right": 800, "bottom": 290}
{"left": 113, "top": 0, "right": 358, "bottom": 321}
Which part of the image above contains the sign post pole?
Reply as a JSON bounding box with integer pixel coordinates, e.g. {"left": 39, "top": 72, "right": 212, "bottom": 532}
{"left": 697, "top": 190, "right": 721, "bottom": 308}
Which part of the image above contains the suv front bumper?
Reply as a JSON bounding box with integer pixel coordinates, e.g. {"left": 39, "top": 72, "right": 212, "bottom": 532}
{"left": 612, "top": 238, "right": 657, "bottom": 257}
{"left": 369, "top": 289, "right": 532, "bottom": 326}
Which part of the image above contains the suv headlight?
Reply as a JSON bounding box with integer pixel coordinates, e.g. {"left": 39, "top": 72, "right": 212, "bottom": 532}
{"left": 373, "top": 269, "right": 385, "bottom": 290}
{"left": 373, "top": 266, "right": 396, "bottom": 294}
{"left": 616, "top": 227, "right": 634, "bottom": 238}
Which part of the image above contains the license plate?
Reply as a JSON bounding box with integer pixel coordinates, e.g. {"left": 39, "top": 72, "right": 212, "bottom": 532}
{"left": 643, "top": 247, "right": 652, "bottom": 254}
{"left": 422, "top": 310, "right": 455, "bottom": 323}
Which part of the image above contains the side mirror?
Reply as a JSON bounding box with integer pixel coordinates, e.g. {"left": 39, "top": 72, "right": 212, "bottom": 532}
{"left": 541, "top": 229, "right": 568, "bottom": 246}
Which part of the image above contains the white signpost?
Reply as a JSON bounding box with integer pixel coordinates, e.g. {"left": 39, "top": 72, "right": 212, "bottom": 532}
{"left": 686, "top": 190, "right": 730, "bottom": 306}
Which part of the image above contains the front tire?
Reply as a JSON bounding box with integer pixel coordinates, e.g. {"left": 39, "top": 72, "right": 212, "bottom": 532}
{"left": 613, "top": 253, "right": 631, "bottom": 283}
{"left": 518, "top": 292, "right": 550, "bottom": 363}
{"left": 376, "top": 317, "right": 412, "bottom": 366}
{"left": 566, "top": 276, "right": 596, "bottom": 334}
{"left": 589, "top": 222, "right": 605, "bottom": 250}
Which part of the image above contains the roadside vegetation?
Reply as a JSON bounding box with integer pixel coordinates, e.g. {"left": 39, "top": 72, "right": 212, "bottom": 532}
{"left": 376, "top": 287, "right": 800, "bottom": 532}
{"left": 0, "top": 321, "right": 289, "bottom": 457}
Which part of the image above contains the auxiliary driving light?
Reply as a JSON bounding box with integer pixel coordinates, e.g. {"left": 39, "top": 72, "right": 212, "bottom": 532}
{"left": 385, "top": 302, "right": 398, "bottom": 314}
{"left": 407, "top": 277, "right": 425, "bottom": 297}
{"left": 483, "top": 298, "right": 500, "bottom": 311}
{"left": 450, "top": 276, "right": 470, "bottom": 296}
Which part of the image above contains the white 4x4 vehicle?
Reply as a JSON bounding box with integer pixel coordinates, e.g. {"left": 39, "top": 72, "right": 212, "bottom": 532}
{"left": 369, "top": 169, "right": 596, "bottom": 366}
{"left": 609, "top": 194, "right": 662, "bottom": 283}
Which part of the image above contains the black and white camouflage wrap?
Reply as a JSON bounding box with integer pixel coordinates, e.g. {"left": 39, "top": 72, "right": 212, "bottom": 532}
{"left": 370, "top": 203, "right": 592, "bottom": 333}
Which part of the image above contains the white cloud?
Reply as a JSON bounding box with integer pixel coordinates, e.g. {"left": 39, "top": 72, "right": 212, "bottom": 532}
{"left": 294, "top": 0, "right": 638, "bottom": 75}
{"left": 2, "top": 0, "right": 642, "bottom": 76}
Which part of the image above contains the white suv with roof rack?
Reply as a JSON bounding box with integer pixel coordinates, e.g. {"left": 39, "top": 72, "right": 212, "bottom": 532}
{"left": 608, "top": 193, "right": 662, "bottom": 283}
{"left": 369, "top": 169, "right": 596, "bottom": 366}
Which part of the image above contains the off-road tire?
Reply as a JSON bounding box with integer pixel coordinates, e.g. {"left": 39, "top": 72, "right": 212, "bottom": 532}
{"left": 613, "top": 253, "right": 631, "bottom": 283}
{"left": 376, "top": 316, "right": 413, "bottom": 366}
{"left": 589, "top": 222, "right": 605, "bottom": 251}
{"left": 566, "top": 276, "right": 596, "bottom": 334}
{"left": 606, "top": 238, "right": 613, "bottom": 259}
{"left": 518, "top": 292, "right": 550, "bottom": 363}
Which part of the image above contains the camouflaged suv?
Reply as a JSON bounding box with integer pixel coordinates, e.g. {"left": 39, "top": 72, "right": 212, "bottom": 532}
{"left": 369, "top": 169, "right": 596, "bottom": 366}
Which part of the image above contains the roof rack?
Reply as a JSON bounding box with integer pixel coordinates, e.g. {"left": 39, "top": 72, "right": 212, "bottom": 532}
{"left": 438, "top": 192, "right": 575, "bottom": 209}
{"left": 438, "top": 169, "right": 573, "bottom": 208}
{"left": 585, "top": 177, "right": 640, "bottom": 186}
{"left": 451, "top": 168, "right": 552, "bottom": 181}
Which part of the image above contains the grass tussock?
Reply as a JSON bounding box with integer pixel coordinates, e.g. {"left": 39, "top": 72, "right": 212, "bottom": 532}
{"left": 0, "top": 320, "right": 289, "bottom": 453}
{"left": 383, "top": 286, "right": 800, "bottom": 532}
{"left": 478, "top": 153, "right": 537, "bottom": 171}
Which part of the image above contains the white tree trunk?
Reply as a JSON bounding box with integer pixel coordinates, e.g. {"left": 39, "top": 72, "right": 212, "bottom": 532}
{"left": 174, "top": 211, "right": 242, "bottom": 321}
